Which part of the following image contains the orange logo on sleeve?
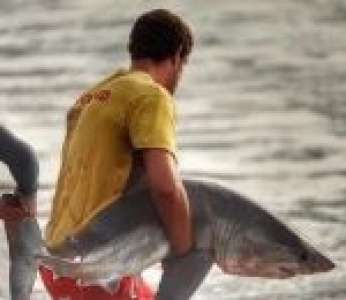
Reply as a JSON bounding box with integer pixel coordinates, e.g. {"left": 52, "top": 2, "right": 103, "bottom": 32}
{"left": 79, "top": 93, "right": 93, "bottom": 105}
{"left": 77, "top": 90, "right": 111, "bottom": 105}
{"left": 94, "top": 90, "right": 111, "bottom": 103}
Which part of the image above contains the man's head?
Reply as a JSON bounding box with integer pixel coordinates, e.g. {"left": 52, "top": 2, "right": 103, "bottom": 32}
{"left": 129, "top": 9, "right": 194, "bottom": 94}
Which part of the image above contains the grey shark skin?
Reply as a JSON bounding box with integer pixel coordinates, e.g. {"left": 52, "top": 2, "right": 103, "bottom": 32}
{"left": 39, "top": 179, "right": 335, "bottom": 299}
{"left": 4, "top": 215, "right": 42, "bottom": 300}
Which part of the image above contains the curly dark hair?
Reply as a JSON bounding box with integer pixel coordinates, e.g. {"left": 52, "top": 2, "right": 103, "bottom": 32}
{"left": 128, "top": 9, "right": 194, "bottom": 62}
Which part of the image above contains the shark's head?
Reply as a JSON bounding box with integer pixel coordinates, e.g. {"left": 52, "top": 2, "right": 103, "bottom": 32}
{"left": 214, "top": 221, "right": 334, "bottom": 279}
{"left": 210, "top": 189, "right": 335, "bottom": 279}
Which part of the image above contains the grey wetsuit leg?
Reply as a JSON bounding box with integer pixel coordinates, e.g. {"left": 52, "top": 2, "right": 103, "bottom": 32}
{"left": 5, "top": 219, "right": 42, "bottom": 300}
{"left": 156, "top": 250, "right": 213, "bottom": 300}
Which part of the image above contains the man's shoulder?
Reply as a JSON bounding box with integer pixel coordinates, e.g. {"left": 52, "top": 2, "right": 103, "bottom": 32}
{"left": 112, "top": 70, "right": 171, "bottom": 99}
{"left": 76, "top": 69, "right": 172, "bottom": 109}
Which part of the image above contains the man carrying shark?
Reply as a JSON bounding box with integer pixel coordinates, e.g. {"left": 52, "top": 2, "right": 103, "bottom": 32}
{"left": 41, "top": 9, "right": 335, "bottom": 300}
{"left": 44, "top": 9, "right": 195, "bottom": 299}
{"left": 0, "top": 10, "right": 335, "bottom": 300}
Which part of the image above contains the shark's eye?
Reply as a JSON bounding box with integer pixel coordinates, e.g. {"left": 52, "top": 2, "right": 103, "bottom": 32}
{"left": 300, "top": 251, "right": 308, "bottom": 262}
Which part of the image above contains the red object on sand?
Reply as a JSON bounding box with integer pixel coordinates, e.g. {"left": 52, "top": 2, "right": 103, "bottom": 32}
{"left": 39, "top": 265, "right": 155, "bottom": 300}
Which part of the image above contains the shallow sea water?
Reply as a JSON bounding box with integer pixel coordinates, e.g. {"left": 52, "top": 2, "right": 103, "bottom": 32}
{"left": 0, "top": 0, "right": 346, "bottom": 299}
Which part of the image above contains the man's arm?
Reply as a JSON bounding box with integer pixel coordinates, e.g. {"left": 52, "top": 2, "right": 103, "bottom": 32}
{"left": 0, "top": 126, "right": 38, "bottom": 221}
{"left": 142, "top": 149, "right": 193, "bottom": 256}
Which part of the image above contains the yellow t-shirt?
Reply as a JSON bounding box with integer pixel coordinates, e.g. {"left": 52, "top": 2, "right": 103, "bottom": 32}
{"left": 45, "top": 69, "right": 177, "bottom": 249}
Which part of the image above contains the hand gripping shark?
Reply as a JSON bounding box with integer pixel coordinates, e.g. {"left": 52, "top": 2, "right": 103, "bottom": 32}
{"left": 38, "top": 178, "right": 335, "bottom": 300}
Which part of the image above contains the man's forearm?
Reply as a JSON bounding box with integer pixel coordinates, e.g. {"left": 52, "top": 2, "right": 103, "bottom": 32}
{"left": 0, "top": 126, "right": 39, "bottom": 198}
{"left": 142, "top": 149, "right": 193, "bottom": 256}
{"left": 151, "top": 181, "right": 193, "bottom": 256}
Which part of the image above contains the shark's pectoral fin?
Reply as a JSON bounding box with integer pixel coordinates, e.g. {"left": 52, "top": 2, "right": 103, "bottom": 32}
{"left": 157, "top": 250, "right": 213, "bottom": 300}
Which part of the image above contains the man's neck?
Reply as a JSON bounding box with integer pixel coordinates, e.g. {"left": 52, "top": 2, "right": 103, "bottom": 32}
{"left": 131, "top": 59, "right": 169, "bottom": 90}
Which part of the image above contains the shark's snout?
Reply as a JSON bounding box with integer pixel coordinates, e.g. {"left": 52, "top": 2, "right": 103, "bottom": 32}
{"left": 271, "top": 248, "right": 335, "bottom": 278}
{"left": 319, "top": 256, "right": 335, "bottom": 272}
{"left": 304, "top": 250, "right": 335, "bottom": 273}
{"left": 220, "top": 249, "right": 335, "bottom": 279}
{"left": 275, "top": 252, "right": 335, "bottom": 279}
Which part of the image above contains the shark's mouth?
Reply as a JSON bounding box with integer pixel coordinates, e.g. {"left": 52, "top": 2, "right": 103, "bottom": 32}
{"left": 218, "top": 258, "right": 306, "bottom": 279}
{"left": 219, "top": 254, "right": 335, "bottom": 279}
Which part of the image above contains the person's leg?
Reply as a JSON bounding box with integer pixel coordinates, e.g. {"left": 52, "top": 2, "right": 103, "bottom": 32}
{"left": 156, "top": 250, "right": 213, "bottom": 300}
{"left": 5, "top": 217, "right": 42, "bottom": 300}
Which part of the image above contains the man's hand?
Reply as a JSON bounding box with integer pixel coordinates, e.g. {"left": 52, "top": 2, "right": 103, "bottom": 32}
{"left": 0, "top": 193, "right": 36, "bottom": 222}
{"left": 142, "top": 149, "right": 193, "bottom": 256}
{"left": 17, "top": 193, "right": 37, "bottom": 218}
